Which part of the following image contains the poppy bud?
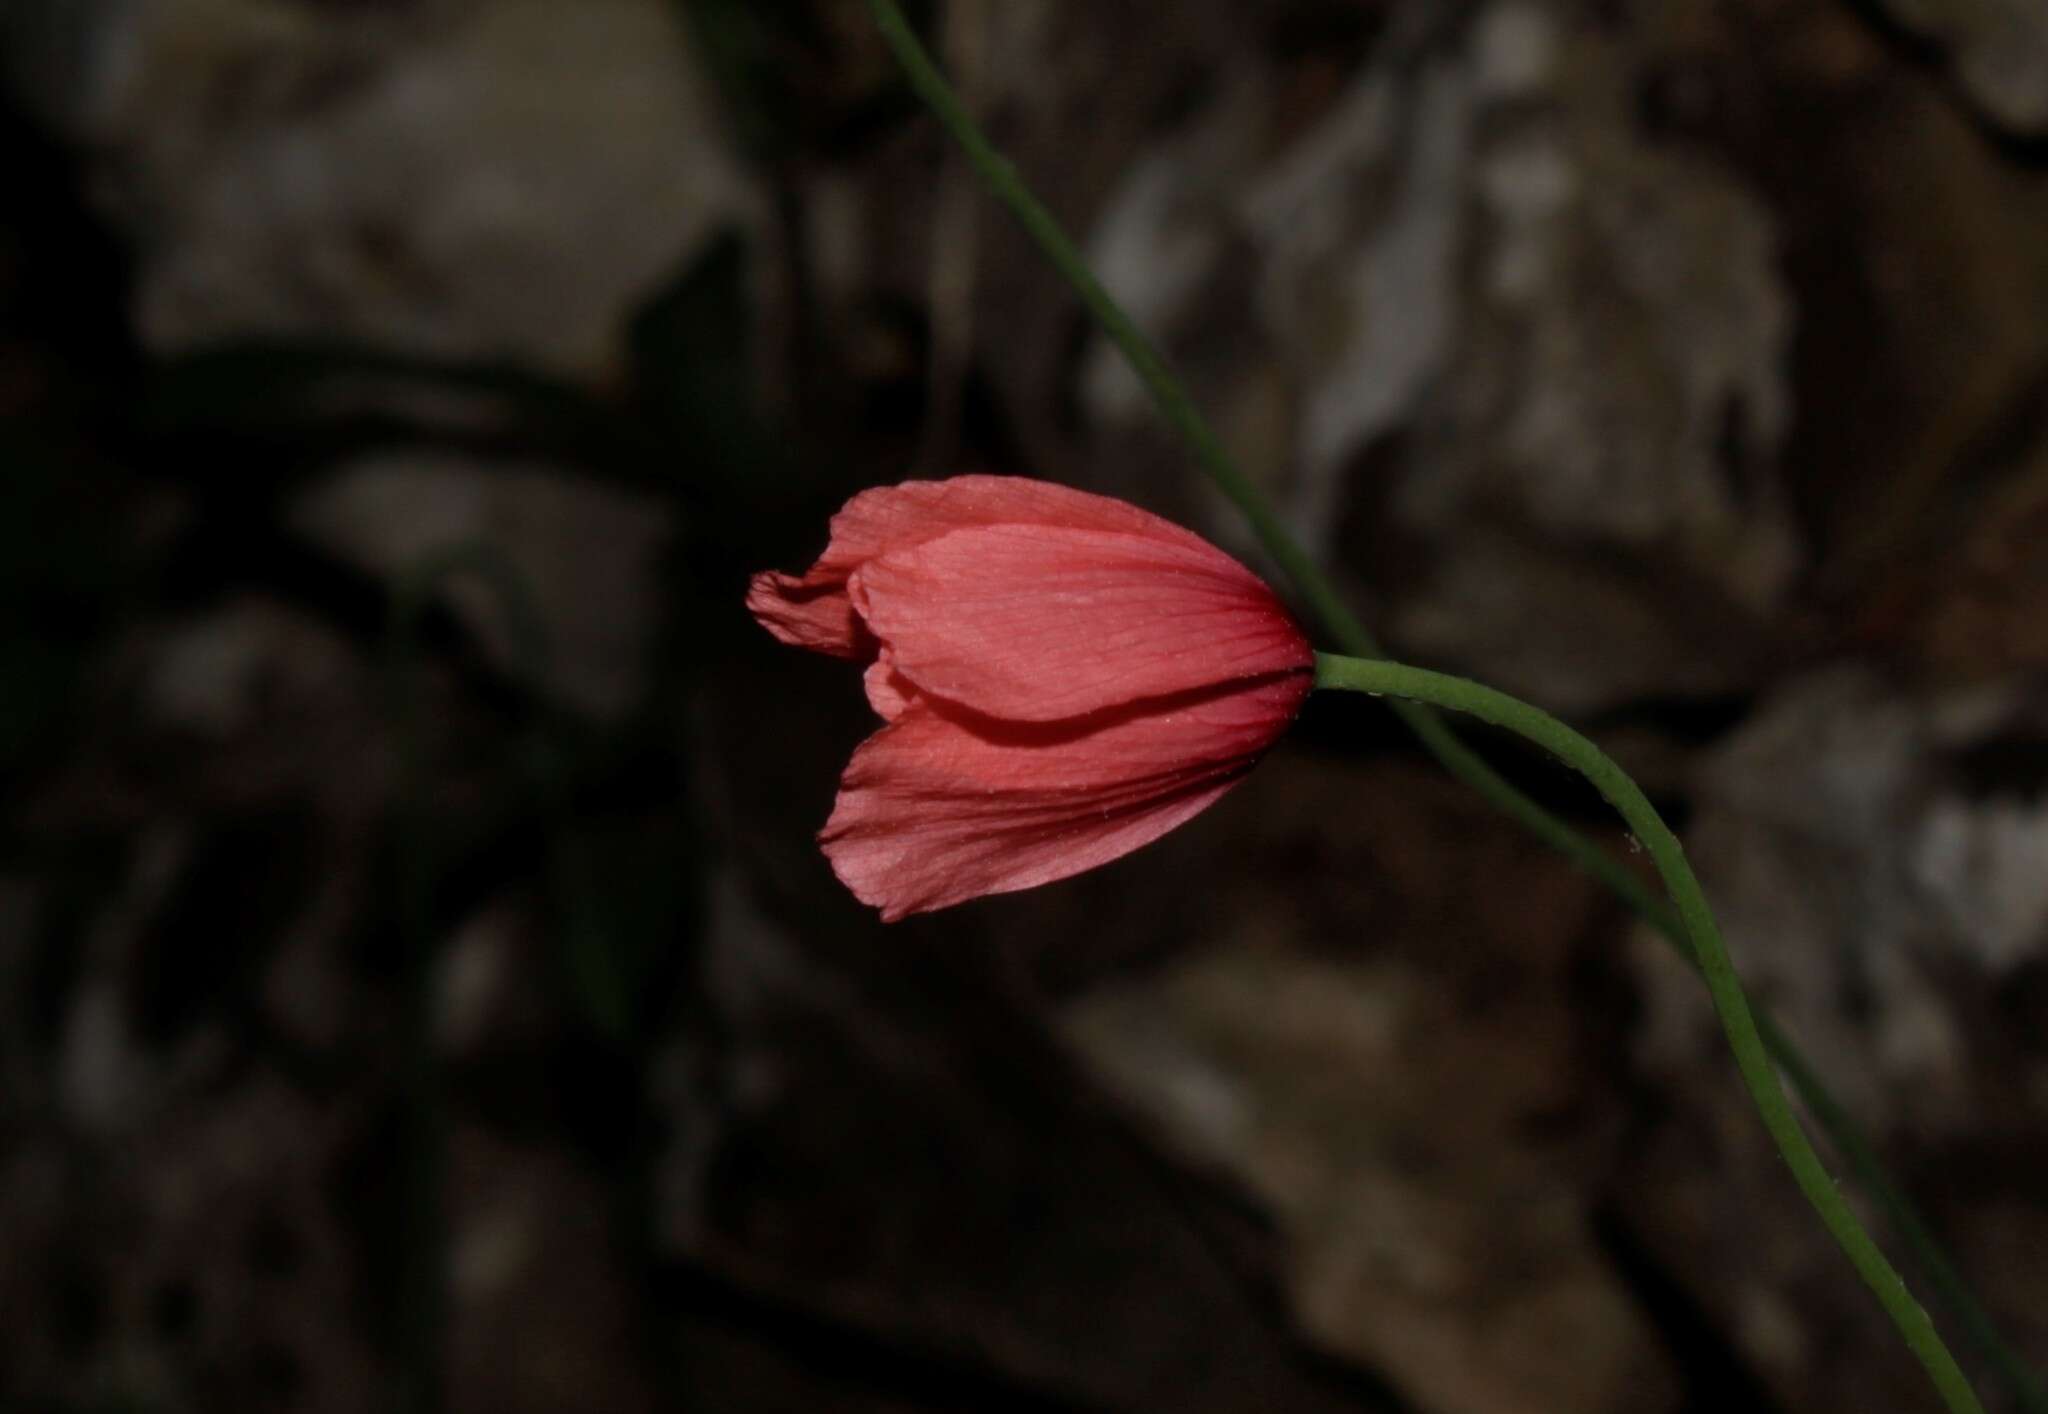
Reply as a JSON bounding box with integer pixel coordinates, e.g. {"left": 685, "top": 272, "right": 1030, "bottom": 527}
{"left": 749, "top": 476, "right": 1313, "bottom": 919}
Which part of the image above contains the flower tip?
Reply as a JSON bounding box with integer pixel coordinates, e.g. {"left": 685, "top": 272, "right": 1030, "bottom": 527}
{"left": 817, "top": 827, "right": 916, "bottom": 923}
{"left": 745, "top": 569, "right": 865, "bottom": 657}
{"left": 742, "top": 569, "right": 792, "bottom": 630}
{"left": 741, "top": 568, "right": 782, "bottom": 618}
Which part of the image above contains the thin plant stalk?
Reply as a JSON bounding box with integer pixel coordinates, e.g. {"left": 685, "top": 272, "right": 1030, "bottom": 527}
{"left": 860, "top": 1, "right": 2037, "bottom": 1408}
{"left": 1313, "top": 652, "right": 1983, "bottom": 1414}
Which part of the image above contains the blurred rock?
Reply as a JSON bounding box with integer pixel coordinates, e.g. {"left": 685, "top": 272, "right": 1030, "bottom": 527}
{"left": 1079, "top": 0, "right": 1798, "bottom": 711}
{"left": 1377, "top": 2, "right": 1801, "bottom": 708}
{"left": 656, "top": 866, "right": 1394, "bottom": 1414}
{"left": 449, "top": 1128, "right": 658, "bottom": 1414}
{"left": 18, "top": 0, "right": 758, "bottom": 378}
{"left": 1079, "top": 32, "right": 1454, "bottom": 549}
{"left": 1391, "top": 526, "right": 1773, "bottom": 713}
{"left": 1633, "top": 667, "right": 2048, "bottom": 1133}
{"left": 1068, "top": 947, "right": 1675, "bottom": 1414}
{"left": 142, "top": 597, "right": 361, "bottom": 744}
{"left": 1056, "top": 752, "right": 1677, "bottom": 1414}
{"left": 292, "top": 455, "right": 671, "bottom": 719}
{"left": 1872, "top": 0, "right": 2048, "bottom": 136}
{"left": 0, "top": 0, "right": 117, "bottom": 130}
{"left": 437, "top": 895, "right": 536, "bottom": 1061}
{"left": 1859, "top": 420, "right": 2048, "bottom": 681}
{"left": 54, "top": 825, "right": 191, "bottom": 1137}
{"left": 1635, "top": 0, "right": 2048, "bottom": 593}
{"left": 3, "top": 1068, "right": 384, "bottom": 1411}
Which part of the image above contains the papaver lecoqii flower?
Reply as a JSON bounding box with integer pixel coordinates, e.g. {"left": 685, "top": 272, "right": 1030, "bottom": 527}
{"left": 747, "top": 476, "right": 1314, "bottom": 919}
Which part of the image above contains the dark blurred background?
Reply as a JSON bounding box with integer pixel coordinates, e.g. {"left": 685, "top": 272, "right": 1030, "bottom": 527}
{"left": 3, "top": 0, "right": 2046, "bottom": 1410}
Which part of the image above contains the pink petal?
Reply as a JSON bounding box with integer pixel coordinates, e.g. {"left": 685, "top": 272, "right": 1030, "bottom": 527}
{"left": 746, "top": 569, "right": 870, "bottom": 657}
{"left": 824, "top": 475, "right": 1220, "bottom": 563}
{"left": 862, "top": 648, "right": 918, "bottom": 720}
{"left": 746, "top": 476, "right": 1216, "bottom": 657}
{"left": 820, "top": 675, "right": 1308, "bottom": 919}
{"left": 849, "top": 524, "right": 1312, "bottom": 722}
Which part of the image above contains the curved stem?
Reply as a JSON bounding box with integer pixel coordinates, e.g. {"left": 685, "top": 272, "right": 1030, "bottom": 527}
{"left": 1756, "top": 1010, "right": 2042, "bottom": 1410}
{"left": 1314, "top": 652, "right": 1983, "bottom": 1414}
{"left": 859, "top": 4, "right": 2044, "bottom": 1406}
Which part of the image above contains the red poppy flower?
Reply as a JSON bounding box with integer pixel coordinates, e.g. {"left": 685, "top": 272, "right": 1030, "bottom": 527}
{"left": 748, "top": 476, "right": 1314, "bottom": 919}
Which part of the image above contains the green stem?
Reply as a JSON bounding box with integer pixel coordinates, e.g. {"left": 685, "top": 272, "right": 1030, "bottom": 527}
{"left": 1757, "top": 1011, "right": 2042, "bottom": 1411}
{"left": 864, "top": 3, "right": 2044, "bottom": 1407}
{"left": 1314, "top": 653, "right": 1982, "bottom": 1414}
